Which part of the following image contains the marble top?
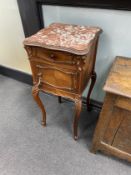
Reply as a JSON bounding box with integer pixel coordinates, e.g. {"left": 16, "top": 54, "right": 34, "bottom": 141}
{"left": 24, "top": 23, "right": 102, "bottom": 55}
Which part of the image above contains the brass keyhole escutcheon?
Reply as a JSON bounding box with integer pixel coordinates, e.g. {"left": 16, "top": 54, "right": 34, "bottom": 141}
{"left": 50, "top": 53, "right": 55, "bottom": 59}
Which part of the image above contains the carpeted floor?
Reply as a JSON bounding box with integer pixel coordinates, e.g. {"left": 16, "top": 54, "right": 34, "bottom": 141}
{"left": 0, "top": 74, "right": 130, "bottom": 175}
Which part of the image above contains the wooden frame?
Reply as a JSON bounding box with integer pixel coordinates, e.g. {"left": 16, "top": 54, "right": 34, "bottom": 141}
{"left": 17, "top": 0, "right": 131, "bottom": 37}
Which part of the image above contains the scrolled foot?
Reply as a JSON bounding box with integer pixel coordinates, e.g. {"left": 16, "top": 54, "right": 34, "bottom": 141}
{"left": 74, "top": 135, "right": 78, "bottom": 141}
{"left": 41, "top": 120, "right": 46, "bottom": 127}
{"left": 90, "top": 147, "right": 97, "bottom": 154}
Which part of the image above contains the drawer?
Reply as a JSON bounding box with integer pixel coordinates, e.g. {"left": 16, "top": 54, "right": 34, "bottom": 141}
{"left": 34, "top": 47, "right": 76, "bottom": 65}
{"left": 31, "top": 61, "right": 78, "bottom": 92}
{"left": 115, "top": 96, "right": 131, "bottom": 111}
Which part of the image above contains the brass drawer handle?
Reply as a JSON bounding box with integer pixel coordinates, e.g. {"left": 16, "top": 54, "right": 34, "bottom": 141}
{"left": 37, "top": 72, "right": 42, "bottom": 76}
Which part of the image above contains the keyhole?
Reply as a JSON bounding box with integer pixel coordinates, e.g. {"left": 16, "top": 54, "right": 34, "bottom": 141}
{"left": 50, "top": 54, "right": 55, "bottom": 59}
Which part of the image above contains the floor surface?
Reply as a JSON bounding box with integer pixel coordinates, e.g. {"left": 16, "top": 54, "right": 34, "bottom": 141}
{"left": 0, "top": 75, "right": 130, "bottom": 175}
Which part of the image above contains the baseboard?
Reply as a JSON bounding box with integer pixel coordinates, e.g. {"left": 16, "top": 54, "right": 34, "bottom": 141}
{"left": 0, "top": 65, "right": 33, "bottom": 85}
{"left": 82, "top": 97, "right": 102, "bottom": 112}
{"left": 0, "top": 65, "right": 102, "bottom": 112}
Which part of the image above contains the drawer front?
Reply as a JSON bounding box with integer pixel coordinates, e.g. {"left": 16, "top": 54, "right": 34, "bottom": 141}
{"left": 34, "top": 47, "right": 75, "bottom": 65}
{"left": 31, "top": 61, "right": 78, "bottom": 92}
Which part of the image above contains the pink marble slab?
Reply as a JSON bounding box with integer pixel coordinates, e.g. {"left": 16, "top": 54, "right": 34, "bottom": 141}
{"left": 24, "top": 23, "right": 102, "bottom": 55}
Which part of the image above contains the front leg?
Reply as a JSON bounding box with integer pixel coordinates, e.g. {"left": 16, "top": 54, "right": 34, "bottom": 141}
{"left": 73, "top": 97, "right": 82, "bottom": 140}
{"left": 32, "top": 84, "right": 46, "bottom": 126}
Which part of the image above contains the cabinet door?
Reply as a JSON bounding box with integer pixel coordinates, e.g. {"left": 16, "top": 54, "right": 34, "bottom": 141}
{"left": 31, "top": 61, "right": 78, "bottom": 92}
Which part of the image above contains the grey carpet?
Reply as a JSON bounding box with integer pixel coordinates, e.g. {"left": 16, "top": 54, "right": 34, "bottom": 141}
{"left": 0, "top": 74, "right": 130, "bottom": 175}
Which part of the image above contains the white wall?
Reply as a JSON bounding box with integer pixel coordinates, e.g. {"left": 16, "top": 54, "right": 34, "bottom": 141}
{"left": 0, "top": 0, "right": 30, "bottom": 73}
{"left": 42, "top": 5, "right": 131, "bottom": 101}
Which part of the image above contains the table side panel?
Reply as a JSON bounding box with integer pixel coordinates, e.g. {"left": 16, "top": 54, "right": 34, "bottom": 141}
{"left": 103, "top": 107, "right": 124, "bottom": 145}
{"left": 104, "top": 57, "right": 131, "bottom": 98}
{"left": 82, "top": 38, "right": 98, "bottom": 91}
{"left": 91, "top": 93, "right": 117, "bottom": 150}
{"left": 112, "top": 110, "right": 131, "bottom": 154}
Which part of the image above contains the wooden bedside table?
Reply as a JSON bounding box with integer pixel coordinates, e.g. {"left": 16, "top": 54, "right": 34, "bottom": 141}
{"left": 24, "top": 23, "right": 102, "bottom": 140}
{"left": 91, "top": 56, "right": 131, "bottom": 162}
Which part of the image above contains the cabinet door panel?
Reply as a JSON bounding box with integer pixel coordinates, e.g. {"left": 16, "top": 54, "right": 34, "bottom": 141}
{"left": 112, "top": 111, "right": 131, "bottom": 154}
{"left": 103, "top": 107, "right": 124, "bottom": 145}
{"left": 31, "top": 61, "right": 78, "bottom": 92}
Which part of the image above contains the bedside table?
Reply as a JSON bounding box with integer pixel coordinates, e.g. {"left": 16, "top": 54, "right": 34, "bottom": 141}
{"left": 91, "top": 57, "right": 131, "bottom": 162}
{"left": 24, "top": 23, "right": 102, "bottom": 140}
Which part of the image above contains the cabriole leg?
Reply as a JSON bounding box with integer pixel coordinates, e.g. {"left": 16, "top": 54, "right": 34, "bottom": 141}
{"left": 32, "top": 85, "right": 46, "bottom": 126}
{"left": 73, "top": 97, "right": 82, "bottom": 140}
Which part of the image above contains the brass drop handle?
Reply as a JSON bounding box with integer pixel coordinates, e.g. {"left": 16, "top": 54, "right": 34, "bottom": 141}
{"left": 37, "top": 72, "right": 43, "bottom": 88}
{"left": 37, "top": 72, "right": 42, "bottom": 77}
